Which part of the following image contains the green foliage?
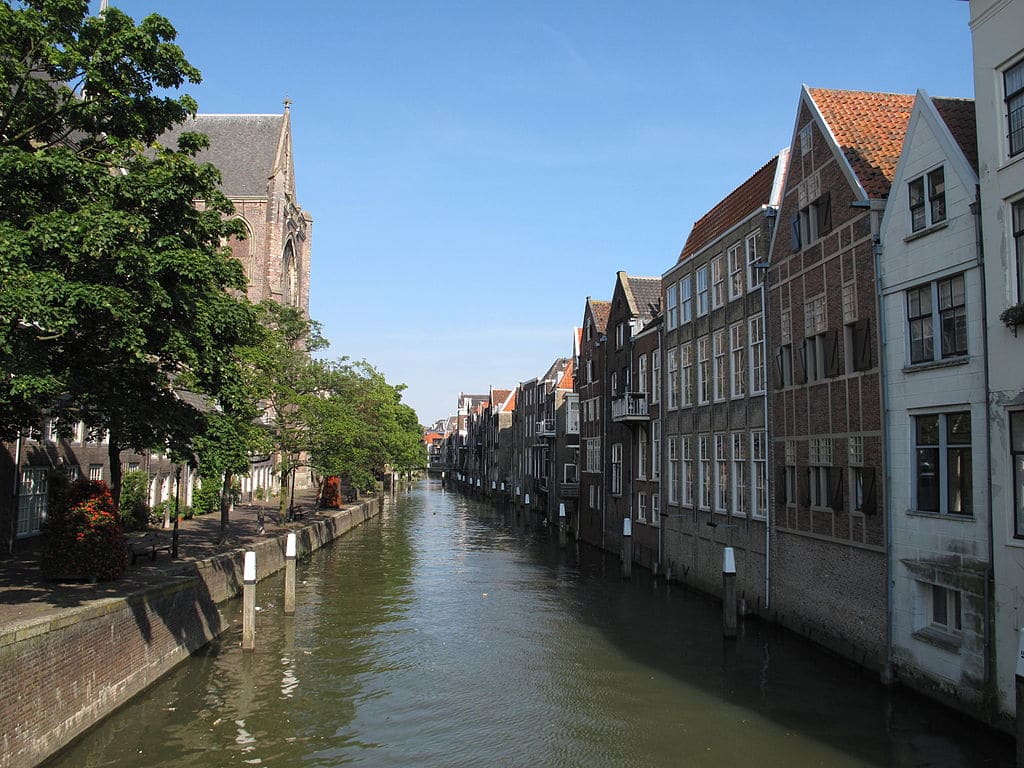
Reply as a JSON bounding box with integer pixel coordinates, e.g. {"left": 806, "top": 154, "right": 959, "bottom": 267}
{"left": 119, "top": 469, "right": 150, "bottom": 530}
{"left": 0, "top": 0, "right": 258, "bottom": 507}
{"left": 42, "top": 479, "right": 126, "bottom": 581}
{"left": 191, "top": 477, "right": 220, "bottom": 516}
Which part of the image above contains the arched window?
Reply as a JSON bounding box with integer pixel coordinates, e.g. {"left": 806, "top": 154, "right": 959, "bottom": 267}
{"left": 283, "top": 239, "right": 300, "bottom": 307}
{"left": 225, "top": 217, "right": 255, "bottom": 285}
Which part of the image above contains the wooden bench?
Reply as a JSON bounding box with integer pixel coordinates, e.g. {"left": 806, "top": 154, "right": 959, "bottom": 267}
{"left": 128, "top": 533, "right": 172, "bottom": 565}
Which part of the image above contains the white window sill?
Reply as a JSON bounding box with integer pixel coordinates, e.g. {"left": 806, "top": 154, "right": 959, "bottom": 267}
{"left": 906, "top": 509, "right": 974, "bottom": 521}
{"left": 902, "top": 356, "right": 969, "bottom": 374}
{"left": 913, "top": 625, "right": 962, "bottom": 653}
{"left": 904, "top": 220, "right": 949, "bottom": 243}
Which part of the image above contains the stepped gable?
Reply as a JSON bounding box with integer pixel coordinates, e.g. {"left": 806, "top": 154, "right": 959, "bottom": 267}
{"left": 161, "top": 114, "right": 285, "bottom": 198}
{"left": 807, "top": 88, "right": 915, "bottom": 198}
{"left": 931, "top": 97, "right": 978, "bottom": 174}
{"left": 680, "top": 154, "right": 781, "bottom": 262}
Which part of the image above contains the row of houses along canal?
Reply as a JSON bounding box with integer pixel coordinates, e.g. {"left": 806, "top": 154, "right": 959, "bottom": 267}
{"left": 46, "top": 478, "right": 1012, "bottom": 767}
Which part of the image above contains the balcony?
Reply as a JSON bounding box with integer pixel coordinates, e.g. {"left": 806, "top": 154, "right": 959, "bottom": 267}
{"left": 537, "top": 418, "right": 557, "bottom": 438}
{"left": 611, "top": 392, "right": 649, "bottom": 423}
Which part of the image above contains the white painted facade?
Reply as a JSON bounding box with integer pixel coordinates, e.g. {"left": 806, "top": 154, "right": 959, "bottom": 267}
{"left": 970, "top": 0, "right": 1024, "bottom": 725}
{"left": 878, "top": 91, "right": 990, "bottom": 709}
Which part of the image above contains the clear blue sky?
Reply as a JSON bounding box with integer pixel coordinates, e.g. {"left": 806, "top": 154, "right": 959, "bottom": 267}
{"left": 97, "top": 1, "right": 974, "bottom": 426}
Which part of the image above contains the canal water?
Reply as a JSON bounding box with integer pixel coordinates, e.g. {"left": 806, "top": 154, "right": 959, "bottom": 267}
{"left": 47, "top": 478, "right": 1013, "bottom": 767}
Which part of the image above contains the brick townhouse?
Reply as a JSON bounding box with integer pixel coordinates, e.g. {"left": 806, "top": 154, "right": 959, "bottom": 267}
{"left": 577, "top": 298, "right": 612, "bottom": 546}
{"left": 660, "top": 152, "right": 786, "bottom": 610}
{"left": 767, "top": 87, "right": 914, "bottom": 671}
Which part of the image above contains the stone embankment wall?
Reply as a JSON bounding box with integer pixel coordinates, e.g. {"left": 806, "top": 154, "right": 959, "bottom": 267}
{"left": 0, "top": 498, "right": 380, "bottom": 768}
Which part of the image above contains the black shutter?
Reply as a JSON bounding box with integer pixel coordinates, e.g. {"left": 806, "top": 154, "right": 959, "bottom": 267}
{"left": 861, "top": 467, "right": 877, "bottom": 515}
{"left": 776, "top": 467, "right": 787, "bottom": 505}
{"left": 791, "top": 214, "right": 801, "bottom": 252}
{"left": 802, "top": 468, "right": 811, "bottom": 507}
{"left": 829, "top": 466, "right": 844, "bottom": 510}
{"left": 796, "top": 340, "right": 808, "bottom": 384}
{"left": 773, "top": 347, "right": 785, "bottom": 389}
{"left": 825, "top": 328, "right": 840, "bottom": 377}
{"left": 853, "top": 318, "right": 872, "bottom": 371}
{"left": 817, "top": 192, "right": 832, "bottom": 234}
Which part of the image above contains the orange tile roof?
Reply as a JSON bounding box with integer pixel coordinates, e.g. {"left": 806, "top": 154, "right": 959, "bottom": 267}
{"left": 558, "top": 358, "right": 574, "bottom": 389}
{"left": 491, "top": 389, "right": 511, "bottom": 407}
{"left": 807, "top": 88, "right": 915, "bottom": 199}
{"left": 931, "top": 97, "right": 977, "bottom": 174}
{"left": 680, "top": 154, "right": 781, "bottom": 262}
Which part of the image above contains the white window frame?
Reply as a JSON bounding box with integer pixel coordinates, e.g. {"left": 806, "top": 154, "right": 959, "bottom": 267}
{"left": 699, "top": 435, "right": 711, "bottom": 510}
{"left": 752, "top": 431, "right": 767, "bottom": 518}
{"left": 681, "top": 342, "right": 694, "bottom": 407}
{"left": 17, "top": 467, "right": 47, "bottom": 537}
{"left": 713, "top": 329, "right": 727, "bottom": 402}
{"left": 711, "top": 255, "right": 725, "bottom": 309}
{"left": 611, "top": 443, "right": 623, "bottom": 495}
{"left": 908, "top": 166, "right": 946, "bottom": 233}
{"left": 696, "top": 265, "right": 709, "bottom": 317}
{"left": 666, "top": 347, "right": 679, "bottom": 410}
{"left": 637, "top": 491, "right": 648, "bottom": 523}
{"left": 714, "top": 433, "right": 728, "bottom": 512}
{"left": 730, "top": 322, "right": 745, "bottom": 399}
{"left": 668, "top": 437, "right": 679, "bottom": 505}
{"left": 680, "top": 275, "right": 693, "bottom": 324}
{"left": 697, "top": 336, "right": 710, "bottom": 405}
{"left": 731, "top": 432, "right": 747, "bottom": 517}
{"left": 651, "top": 349, "right": 661, "bottom": 405}
{"left": 682, "top": 437, "right": 694, "bottom": 507}
{"left": 652, "top": 421, "right": 661, "bottom": 480}
{"left": 666, "top": 281, "right": 679, "bottom": 330}
{"left": 745, "top": 232, "right": 762, "bottom": 290}
{"left": 749, "top": 314, "right": 766, "bottom": 394}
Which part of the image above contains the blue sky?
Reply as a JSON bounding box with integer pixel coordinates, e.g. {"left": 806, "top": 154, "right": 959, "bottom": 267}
{"left": 96, "top": 1, "right": 975, "bottom": 425}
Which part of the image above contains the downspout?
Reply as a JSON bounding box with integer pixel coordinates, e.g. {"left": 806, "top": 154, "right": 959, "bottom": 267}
{"left": 870, "top": 198, "right": 894, "bottom": 684}
{"left": 762, "top": 205, "right": 776, "bottom": 610}
{"left": 972, "top": 191, "right": 996, "bottom": 713}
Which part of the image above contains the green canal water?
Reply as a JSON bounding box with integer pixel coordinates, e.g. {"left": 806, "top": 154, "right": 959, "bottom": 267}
{"left": 46, "top": 478, "right": 1013, "bottom": 767}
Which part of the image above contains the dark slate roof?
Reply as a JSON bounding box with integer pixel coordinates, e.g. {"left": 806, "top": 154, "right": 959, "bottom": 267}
{"left": 680, "top": 155, "right": 780, "bottom": 262}
{"left": 932, "top": 97, "right": 978, "bottom": 174}
{"left": 625, "top": 275, "right": 661, "bottom": 321}
{"left": 589, "top": 299, "right": 612, "bottom": 333}
{"left": 161, "top": 114, "right": 284, "bottom": 198}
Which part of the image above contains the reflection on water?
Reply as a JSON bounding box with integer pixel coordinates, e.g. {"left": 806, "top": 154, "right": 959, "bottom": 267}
{"left": 45, "top": 479, "right": 1013, "bottom": 767}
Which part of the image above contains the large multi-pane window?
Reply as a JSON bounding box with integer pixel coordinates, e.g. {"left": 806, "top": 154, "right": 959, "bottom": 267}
{"left": 652, "top": 422, "right": 661, "bottom": 480}
{"left": 16, "top": 468, "right": 47, "bottom": 537}
{"left": 1014, "top": 201, "right": 1024, "bottom": 303}
{"left": 713, "top": 329, "right": 727, "bottom": 401}
{"left": 745, "top": 232, "right": 762, "bottom": 290}
{"left": 611, "top": 443, "right": 623, "bottom": 495}
{"left": 784, "top": 439, "right": 797, "bottom": 506}
{"left": 680, "top": 275, "right": 693, "bottom": 324}
{"left": 667, "top": 348, "right": 679, "bottom": 410}
{"left": 749, "top": 315, "right": 766, "bottom": 394}
{"left": 752, "top": 431, "right": 767, "bottom": 518}
{"left": 711, "top": 256, "right": 725, "bottom": 309}
{"left": 908, "top": 167, "right": 946, "bottom": 232}
{"left": 1012, "top": 411, "right": 1024, "bottom": 537}
{"left": 731, "top": 432, "right": 747, "bottom": 516}
{"left": 714, "top": 434, "right": 728, "bottom": 512}
{"left": 666, "top": 282, "right": 679, "bottom": 330}
{"left": 637, "top": 492, "right": 648, "bottom": 523}
{"left": 730, "top": 322, "right": 745, "bottom": 399}
{"left": 681, "top": 342, "right": 694, "bottom": 406}
{"left": 651, "top": 349, "right": 661, "bottom": 404}
{"left": 697, "top": 337, "right": 710, "bottom": 404}
{"left": 638, "top": 354, "right": 647, "bottom": 395}
{"left": 914, "top": 412, "right": 971, "bottom": 516}
{"left": 809, "top": 438, "right": 833, "bottom": 508}
{"left": 668, "top": 437, "right": 679, "bottom": 505}
{"left": 682, "top": 437, "right": 694, "bottom": 506}
{"left": 906, "top": 274, "right": 967, "bottom": 364}
{"left": 804, "top": 295, "right": 828, "bottom": 382}
{"left": 699, "top": 435, "right": 711, "bottom": 510}
{"left": 696, "top": 266, "right": 709, "bottom": 316}
{"left": 638, "top": 427, "right": 648, "bottom": 479}
{"left": 1006, "top": 59, "right": 1024, "bottom": 157}
{"left": 728, "top": 243, "right": 743, "bottom": 300}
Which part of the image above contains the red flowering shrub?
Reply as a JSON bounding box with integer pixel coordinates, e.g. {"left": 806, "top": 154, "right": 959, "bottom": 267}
{"left": 321, "top": 476, "right": 341, "bottom": 508}
{"left": 42, "top": 479, "right": 126, "bottom": 582}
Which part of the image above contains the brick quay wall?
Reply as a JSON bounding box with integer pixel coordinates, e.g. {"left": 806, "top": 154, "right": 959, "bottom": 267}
{"left": 0, "top": 497, "right": 381, "bottom": 768}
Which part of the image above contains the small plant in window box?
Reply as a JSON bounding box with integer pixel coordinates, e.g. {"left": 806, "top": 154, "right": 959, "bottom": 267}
{"left": 999, "top": 303, "right": 1024, "bottom": 331}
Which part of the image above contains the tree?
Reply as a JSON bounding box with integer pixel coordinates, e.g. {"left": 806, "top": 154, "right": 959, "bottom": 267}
{"left": 0, "top": 1, "right": 258, "bottom": 501}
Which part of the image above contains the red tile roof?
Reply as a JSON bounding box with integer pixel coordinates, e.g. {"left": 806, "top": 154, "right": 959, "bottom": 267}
{"left": 491, "top": 389, "right": 511, "bottom": 408}
{"left": 679, "top": 154, "right": 780, "bottom": 262}
{"left": 807, "top": 88, "right": 915, "bottom": 199}
{"left": 558, "top": 359, "right": 574, "bottom": 389}
{"left": 589, "top": 299, "right": 612, "bottom": 333}
{"left": 931, "top": 97, "right": 978, "bottom": 175}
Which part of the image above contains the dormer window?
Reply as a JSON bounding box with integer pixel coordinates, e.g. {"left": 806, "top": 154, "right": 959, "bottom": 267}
{"left": 909, "top": 167, "right": 946, "bottom": 232}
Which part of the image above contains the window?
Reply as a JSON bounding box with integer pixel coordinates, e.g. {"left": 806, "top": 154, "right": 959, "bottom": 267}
{"left": 783, "top": 439, "right": 797, "bottom": 506}
{"left": 651, "top": 349, "right": 661, "bottom": 404}
{"left": 666, "top": 282, "right": 679, "bottom": 330}
{"left": 697, "top": 336, "right": 711, "bottom": 404}
{"left": 696, "top": 265, "right": 709, "bottom": 316}
{"left": 89, "top": 464, "right": 103, "bottom": 481}
{"left": 906, "top": 275, "right": 967, "bottom": 364}
{"left": 752, "top": 431, "right": 767, "bottom": 518}
{"left": 711, "top": 255, "right": 725, "bottom": 309}
{"left": 16, "top": 468, "right": 47, "bottom": 537}
{"left": 803, "top": 295, "right": 836, "bottom": 382}
{"left": 652, "top": 422, "right": 661, "bottom": 480}
{"left": 1013, "top": 201, "right": 1024, "bottom": 303}
{"left": 728, "top": 243, "right": 743, "bottom": 300}
{"left": 668, "top": 437, "right": 679, "bottom": 505}
{"left": 667, "top": 348, "right": 679, "bottom": 410}
{"left": 713, "top": 329, "right": 727, "bottom": 401}
{"left": 730, "top": 323, "right": 745, "bottom": 399}
{"left": 651, "top": 493, "right": 660, "bottom": 527}
{"left": 699, "top": 436, "right": 711, "bottom": 510}
{"left": 808, "top": 438, "right": 839, "bottom": 508}
{"left": 909, "top": 167, "right": 946, "bottom": 232}
{"left": 745, "top": 232, "right": 762, "bottom": 290}
{"left": 611, "top": 371, "right": 618, "bottom": 398}
{"left": 638, "top": 492, "right": 648, "bottom": 523}
{"left": 714, "top": 434, "right": 728, "bottom": 512}
{"left": 566, "top": 396, "right": 580, "bottom": 434}
{"left": 914, "top": 412, "right": 972, "bottom": 515}
{"left": 681, "top": 342, "right": 694, "bottom": 406}
{"left": 611, "top": 443, "right": 623, "bottom": 495}
{"left": 682, "top": 437, "right": 694, "bottom": 506}
{"left": 680, "top": 275, "right": 693, "bottom": 324}
{"left": 930, "top": 585, "right": 963, "bottom": 633}
{"left": 586, "top": 359, "right": 593, "bottom": 384}
{"left": 1012, "top": 412, "right": 1024, "bottom": 537}
{"left": 638, "top": 355, "right": 647, "bottom": 396}
{"left": 616, "top": 322, "right": 625, "bottom": 349}
{"left": 638, "top": 427, "right": 648, "bottom": 479}
{"left": 586, "top": 438, "right": 601, "bottom": 473}
{"left": 732, "top": 432, "right": 747, "bottom": 516}
{"left": 749, "top": 315, "right": 766, "bottom": 394}
{"left": 1006, "top": 59, "right": 1024, "bottom": 157}
{"left": 564, "top": 463, "right": 578, "bottom": 484}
